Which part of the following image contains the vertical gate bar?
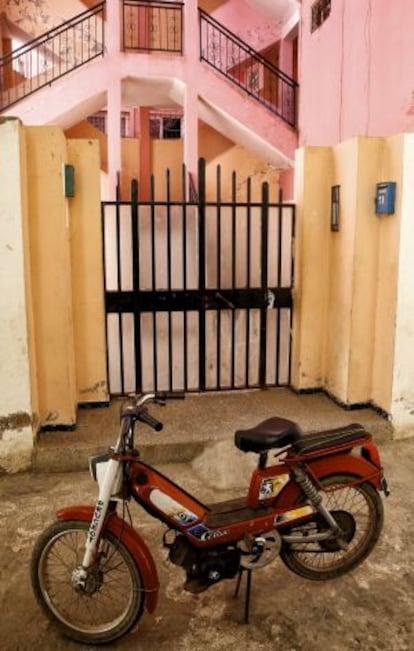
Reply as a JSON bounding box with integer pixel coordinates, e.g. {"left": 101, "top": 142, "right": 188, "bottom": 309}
{"left": 182, "top": 164, "right": 188, "bottom": 391}
{"left": 245, "top": 178, "right": 252, "bottom": 388}
{"left": 101, "top": 203, "right": 111, "bottom": 393}
{"left": 150, "top": 174, "right": 156, "bottom": 290}
{"left": 216, "top": 164, "right": 222, "bottom": 389}
{"left": 259, "top": 182, "right": 269, "bottom": 387}
{"left": 150, "top": 174, "right": 158, "bottom": 390}
{"left": 231, "top": 170, "right": 237, "bottom": 389}
{"left": 118, "top": 312, "right": 125, "bottom": 395}
{"left": 131, "top": 178, "right": 142, "bottom": 392}
{"left": 198, "top": 158, "right": 206, "bottom": 391}
{"left": 166, "top": 169, "right": 173, "bottom": 391}
{"left": 275, "top": 190, "right": 283, "bottom": 385}
{"left": 182, "top": 165, "right": 188, "bottom": 289}
{"left": 115, "top": 191, "right": 125, "bottom": 393}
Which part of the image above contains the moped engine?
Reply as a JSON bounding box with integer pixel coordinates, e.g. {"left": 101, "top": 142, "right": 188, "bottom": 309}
{"left": 165, "top": 532, "right": 241, "bottom": 594}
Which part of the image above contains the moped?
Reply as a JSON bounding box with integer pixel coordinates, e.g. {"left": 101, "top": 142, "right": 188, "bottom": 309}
{"left": 31, "top": 392, "right": 389, "bottom": 644}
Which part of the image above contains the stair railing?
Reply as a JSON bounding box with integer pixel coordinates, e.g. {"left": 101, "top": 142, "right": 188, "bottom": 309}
{"left": 199, "top": 9, "right": 298, "bottom": 128}
{"left": 123, "top": 0, "right": 183, "bottom": 53}
{"left": 0, "top": 2, "right": 105, "bottom": 112}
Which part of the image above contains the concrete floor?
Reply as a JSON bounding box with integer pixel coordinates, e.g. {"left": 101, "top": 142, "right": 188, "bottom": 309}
{"left": 34, "top": 388, "right": 393, "bottom": 472}
{"left": 1, "top": 390, "right": 413, "bottom": 650}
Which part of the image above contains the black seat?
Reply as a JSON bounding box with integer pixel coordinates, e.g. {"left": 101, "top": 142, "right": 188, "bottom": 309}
{"left": 292, "top": 423, "right": 370, "bottom": 454}
{"left": 235, "top": 417, "right": 302, "bottom": 453}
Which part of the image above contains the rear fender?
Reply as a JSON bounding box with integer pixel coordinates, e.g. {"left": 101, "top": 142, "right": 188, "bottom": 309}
{"left": 273, "top": 452, "right": 383, "bottom": 510}
{"left": 57, "top": 505, "right": 159, "bottom": 613}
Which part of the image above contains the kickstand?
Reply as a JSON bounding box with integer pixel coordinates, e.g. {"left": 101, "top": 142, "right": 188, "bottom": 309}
{"left": 234, "top": 568, "right": 252, "bottom": 624}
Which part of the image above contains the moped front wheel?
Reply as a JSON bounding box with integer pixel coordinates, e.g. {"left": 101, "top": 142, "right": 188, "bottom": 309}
{"left": 279, "top": 474, "right": 384, "bottom": 580}
{"left": 31, "top": 520, "right": 145, "bottom": 644}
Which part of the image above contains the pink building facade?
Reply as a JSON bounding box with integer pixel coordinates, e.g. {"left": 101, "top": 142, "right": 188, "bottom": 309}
{"left": 299, "top": 0, "right": 414, "bottom": 145}
{"left": 0, "top": 0, "right": 300, "bottom": 199}
{"left": 296, "top": 0, "right": 414, "bottom": 437}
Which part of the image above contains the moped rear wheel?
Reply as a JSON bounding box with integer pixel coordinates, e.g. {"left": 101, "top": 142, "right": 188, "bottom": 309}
{"left": 279, "top": 474, "right": 384, "bottom": 580}
{"left": 31, "top": 520, "right": 145, "bottom": 644}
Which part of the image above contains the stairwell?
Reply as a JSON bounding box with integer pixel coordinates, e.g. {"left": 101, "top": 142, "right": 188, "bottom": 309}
{"left": 0, "top": 1, "right": 298, "bottom": 169}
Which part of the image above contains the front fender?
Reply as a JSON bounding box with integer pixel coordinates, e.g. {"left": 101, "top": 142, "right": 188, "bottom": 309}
{"left": 273, "top": 452, "right": 383, "bottom": 511}
{"left": 57, "top": 506, "right": 159, "bottom": 613}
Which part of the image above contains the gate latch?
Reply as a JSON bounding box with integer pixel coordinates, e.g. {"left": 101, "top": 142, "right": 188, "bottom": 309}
{"left": 266, "top": 289, "right": 275, "bottom": 309}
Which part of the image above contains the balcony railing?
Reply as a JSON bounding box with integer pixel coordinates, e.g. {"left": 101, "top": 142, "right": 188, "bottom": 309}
{"left": 123, "top": 0, "right": 183, "bottom": 53}
{"left": 0, "top": 2, "right": 105, "bottom": 112}
{"left": 199, "top": 10, "right": 298, "bottom": 127}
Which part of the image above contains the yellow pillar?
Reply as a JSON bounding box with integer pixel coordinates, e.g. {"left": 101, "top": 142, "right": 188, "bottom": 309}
{"left": 26, "top": 126, "right": 77, "bottom": 427}
{"left": 67, "top": 139, "right": 109, "bottom": 405}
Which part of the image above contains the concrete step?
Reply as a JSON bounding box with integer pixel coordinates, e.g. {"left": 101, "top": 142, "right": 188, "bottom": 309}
{"left": 33, "top": 388, "right": 393, "bottom": 473}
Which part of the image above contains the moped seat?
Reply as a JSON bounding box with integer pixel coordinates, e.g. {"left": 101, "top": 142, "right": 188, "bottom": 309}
{"left": 235, "top": 417, "right": 302, "bottom": 453}
{"left": 292, "top": 423, "right": 370, "bottom": 454}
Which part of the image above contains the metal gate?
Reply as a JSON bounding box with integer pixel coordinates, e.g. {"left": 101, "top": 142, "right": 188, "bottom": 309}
{"left": 102, "top": 160, "right": 295, "bottom": 395}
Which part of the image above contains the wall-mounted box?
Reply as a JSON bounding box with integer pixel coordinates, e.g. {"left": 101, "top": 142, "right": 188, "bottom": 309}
{"left": 64, "top": 164, "right": 75, "bottom": 198}
{"left": 375, "top": 182, "right": 396, "bottom": 215}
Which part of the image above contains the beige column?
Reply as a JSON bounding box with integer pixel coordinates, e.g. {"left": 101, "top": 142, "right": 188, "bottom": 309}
{"left": 0, "top": 118, "right": 37, "bottom": 471}
{"left": 67, "top": 139, "right": 109, "bottom": 405}
{"left": 26, "top": 126, "right": 77, "bottom": 428}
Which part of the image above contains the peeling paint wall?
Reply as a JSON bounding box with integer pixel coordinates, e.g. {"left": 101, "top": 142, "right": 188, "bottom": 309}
{"left": 0, "top": 119, "right": 35, "bottom": 472}
{"left": 2, "top": 0, "right": 89, "bottom": 37}
{"left": 1, "top": 119, "right": 109, "bottom": 471}
{"left": 390, "top": 133, "right": 414, "bottom": 438}
{"left": 292, "top": 134, "right": 414, "bottom": 437}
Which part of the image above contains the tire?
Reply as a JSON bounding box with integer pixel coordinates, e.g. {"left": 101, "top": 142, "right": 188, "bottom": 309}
{"left": 279, "top": 474, "right": 384, "bottom": 581}
{"left": 31, "top": 520, "right": 145, "bottom": 644}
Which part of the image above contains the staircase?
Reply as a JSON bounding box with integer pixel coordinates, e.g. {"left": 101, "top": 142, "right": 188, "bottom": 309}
{"left": 0, "top": 3, "right": 105, "bottom": 112}
{"left": 199, "top": 10, "right": 297, "bottom": 128}
{"left": 0, "top": 1, "right": 298, "bottom": 165}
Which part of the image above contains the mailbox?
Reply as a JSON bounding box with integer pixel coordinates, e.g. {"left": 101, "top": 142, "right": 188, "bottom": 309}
{"left": 375, "top": 182, "right": 396, "bottom": 215}
{"left": 64, "top": 164, "right": 75, "bottom": 198}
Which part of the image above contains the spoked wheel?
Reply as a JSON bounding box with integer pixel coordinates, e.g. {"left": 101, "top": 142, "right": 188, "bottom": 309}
{"left": 279, "top": 474, "right": 384, "bottom": 580}
{"left": 31, "top": 520, "right": 144, "bottom": 644}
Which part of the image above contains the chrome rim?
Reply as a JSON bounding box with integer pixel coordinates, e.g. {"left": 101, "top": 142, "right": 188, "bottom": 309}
{"left": 38, "top": 526, "right": 139, "bottom": 634}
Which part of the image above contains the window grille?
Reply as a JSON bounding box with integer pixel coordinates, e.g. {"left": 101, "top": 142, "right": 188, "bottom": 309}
{"left": 87, "top": 111, "right": 107, "bottom": 134}
{"left": 149, "top": 116, "right": 182, "bottom": 139}
{"left": 87, "top": 111, "right": 130, "bottom": 137}
{"left": 311, "top": 0, "right": 331, "bottom": 33}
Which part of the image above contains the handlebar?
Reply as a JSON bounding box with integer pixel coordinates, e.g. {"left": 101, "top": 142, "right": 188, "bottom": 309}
{"left": 138, "top": 409, "right": 163, "bottom": 432}
{"left": 120, "top": 392, "right": 185, "bottom": 437}
{"left": 157, "top": 391, "right": 185, "bottom": 401}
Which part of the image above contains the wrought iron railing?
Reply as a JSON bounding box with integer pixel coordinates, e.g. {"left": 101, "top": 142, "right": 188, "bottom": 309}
{"left": 199, "top": 10, "right": 298, "bottom": 128}
{"left": 123, "top": 0, "right": 183, "bottom": 53}
{"left": 0, "top": 2, "right": 105, "bottom": 112}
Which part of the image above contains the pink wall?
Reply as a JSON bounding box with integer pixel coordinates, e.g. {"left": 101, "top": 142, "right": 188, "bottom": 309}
{"left": 213, "top": 0, "right": 281, "bottom": 52}
{"left": 299, "top": 0, "right": 414, "bottom": 145}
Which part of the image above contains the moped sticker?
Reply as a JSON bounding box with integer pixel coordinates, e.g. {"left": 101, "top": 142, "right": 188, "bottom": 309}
{"left": 275, "top": 506, "right": 314, "bottom": 524}
{"left": 188, "top": 524, "right": 228, "bottom": 541}
{"left": 88, "top": 499, "right": 105, "bottom": 543}
{"left": 149, "top": 488, "right": 198, "bottom": 525}
{"left": 259, "top": 474, "right": 290, "bottom": 501}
